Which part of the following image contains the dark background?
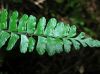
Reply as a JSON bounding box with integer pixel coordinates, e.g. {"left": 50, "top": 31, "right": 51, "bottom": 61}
{"left": 0, "top": 0, "right": 100, "bottom": 74}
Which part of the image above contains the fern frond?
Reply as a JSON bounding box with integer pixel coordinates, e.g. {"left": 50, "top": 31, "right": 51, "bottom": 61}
{"left": 0, "top": 9, "right": 100, "bottom": 56}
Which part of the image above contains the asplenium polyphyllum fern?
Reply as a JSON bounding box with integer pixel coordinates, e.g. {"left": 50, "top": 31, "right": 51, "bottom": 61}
{"left": 0, "top": 9, "right": 100, "bottom": 56}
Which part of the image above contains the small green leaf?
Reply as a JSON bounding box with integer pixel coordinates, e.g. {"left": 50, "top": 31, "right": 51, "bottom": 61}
{"left": 68, "top": 25, "right": 76, "bottom": 37}
{"left": 70, "top": 38, "right": 80, "bottom": 50}
{"left": 77, "top": 39, "right": 87, "bottom": 47}
{"left": 44, "top": 18, "right": 57, "bottom": 36}
{"left": 0, "top": 31, "right": 10, "bottom": 48}
{"left": 9, "top": 11, "right": 18, "bottom": 31}
{"left": 20, "top": 35, "right": 29, "bottom": 53}
{"left": 84, "top": 38, "right": 100, "bottom": 47}
{"left": 64, "top": 24, "right": 70, "bottom": 36}
{"left": 53, "top": 22, "right": 65, "bottom": 37}
{"left": 63, "top": 25, "right": 68, "bottom": 36}
{"left": 18, "top": 14, "right": 28, "bottom": 33}
{"left": 0, "top": 9, "right": 8, "bottom": 29}
{"left": 63, "top": 38, "right": 72, "bottom": 53}
{"left": 84, "top": 38, "right": 93, "bottom": 47}
{"left": 36, "top": 36, "right": 47, "bottom": 55}
{"left": 76, "top": 32, "right": 86, "bottom": 39}
{"left": 27, "top": 15, "right": 36, "bottom": 34}
{"left": 65, "top": 24, "right": 70, "bottom": 33}
{"left": 7, "top": 33, "right": 19, "bottom": 51}
{"left": 54, "top": 38, "right": 63, "bottom": 53}
{"left": 34, "top": 17, "right": 46, "bottom": 35}
{"left": 75, "top": 32, "right": 87, "bottom": 47}
{"left": 47, "top": 38, "right": 63, "bottom": 54}
{"left": 28, "top": 37, "right": 35, "bottom": 52}
{"left": 93, "top": 40, "right": 100, "bottom": 47}
{"left": 46, "top": 37, "right": 58, "bottom": 56}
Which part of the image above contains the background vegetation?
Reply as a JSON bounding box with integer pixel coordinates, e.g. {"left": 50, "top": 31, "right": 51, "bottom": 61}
{"left": 0, "top": 0, "right": 100, "bottom": 74}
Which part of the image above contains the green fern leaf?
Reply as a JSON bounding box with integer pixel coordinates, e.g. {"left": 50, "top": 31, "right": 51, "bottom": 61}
{"left": 36, "top": 36, "right": 46, "bottom": 55}
{"left": 0, "top": 31, "right": 10, "bottom": 48}
{"left": 27, "top": 15, "right": 36, "bottom": 34}
{"left": 53, "top": 22, "right": 65, "bottom": 37}
{"left": 0, "top": 9, "right": 8, "bottom": 29}
{"left": 84, "top": 38, "right": 100, "bottom": 47}
{"left": 54, "top": 38, "right": 63, "bottom": 53}
{"left": 75, "top": 32, "right": 87, "bottom": 47}
{"left": 0, "top": 9, "right": 100, "bottom": 56}
{"left": 68, "top": 25, "right": 76, "bottom": 37}
{"left": 70, "top": 38, "right": 80, "bottom": 50}
{"left": 28, "top": 37, "right": 35, "bottom": 52}
{"left": 47, "top": 37, "right": 63, "bottom": 55}
{"left": 63, "top": 38, "right": 72, "bottom": 53}
{"left": 7, "top": 33, "right": 19, "bottom": 51}
{"left": 18, "top": 14, "right": 28, "bottom": 33}
{"left": 20, "top": 35, "right": 29, "bottom": 53}
{"left": 34, "top": 17, "right": 46, "bottom": 35}
{"left": 9, "top": 11, "right": 18, "bottom": 31}
{"left": 65, "top": 24, "right": 70, "bottom": 36}
{"left": 44, "top": 18, "right": 57, "bottom": 36}
{"left": 46, "top": 37, "right": 56, "bottom": 56}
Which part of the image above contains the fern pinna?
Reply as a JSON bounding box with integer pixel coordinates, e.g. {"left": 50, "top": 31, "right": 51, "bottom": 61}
{"left": 0, "top": 9, "right": 100, "bottom": 56}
